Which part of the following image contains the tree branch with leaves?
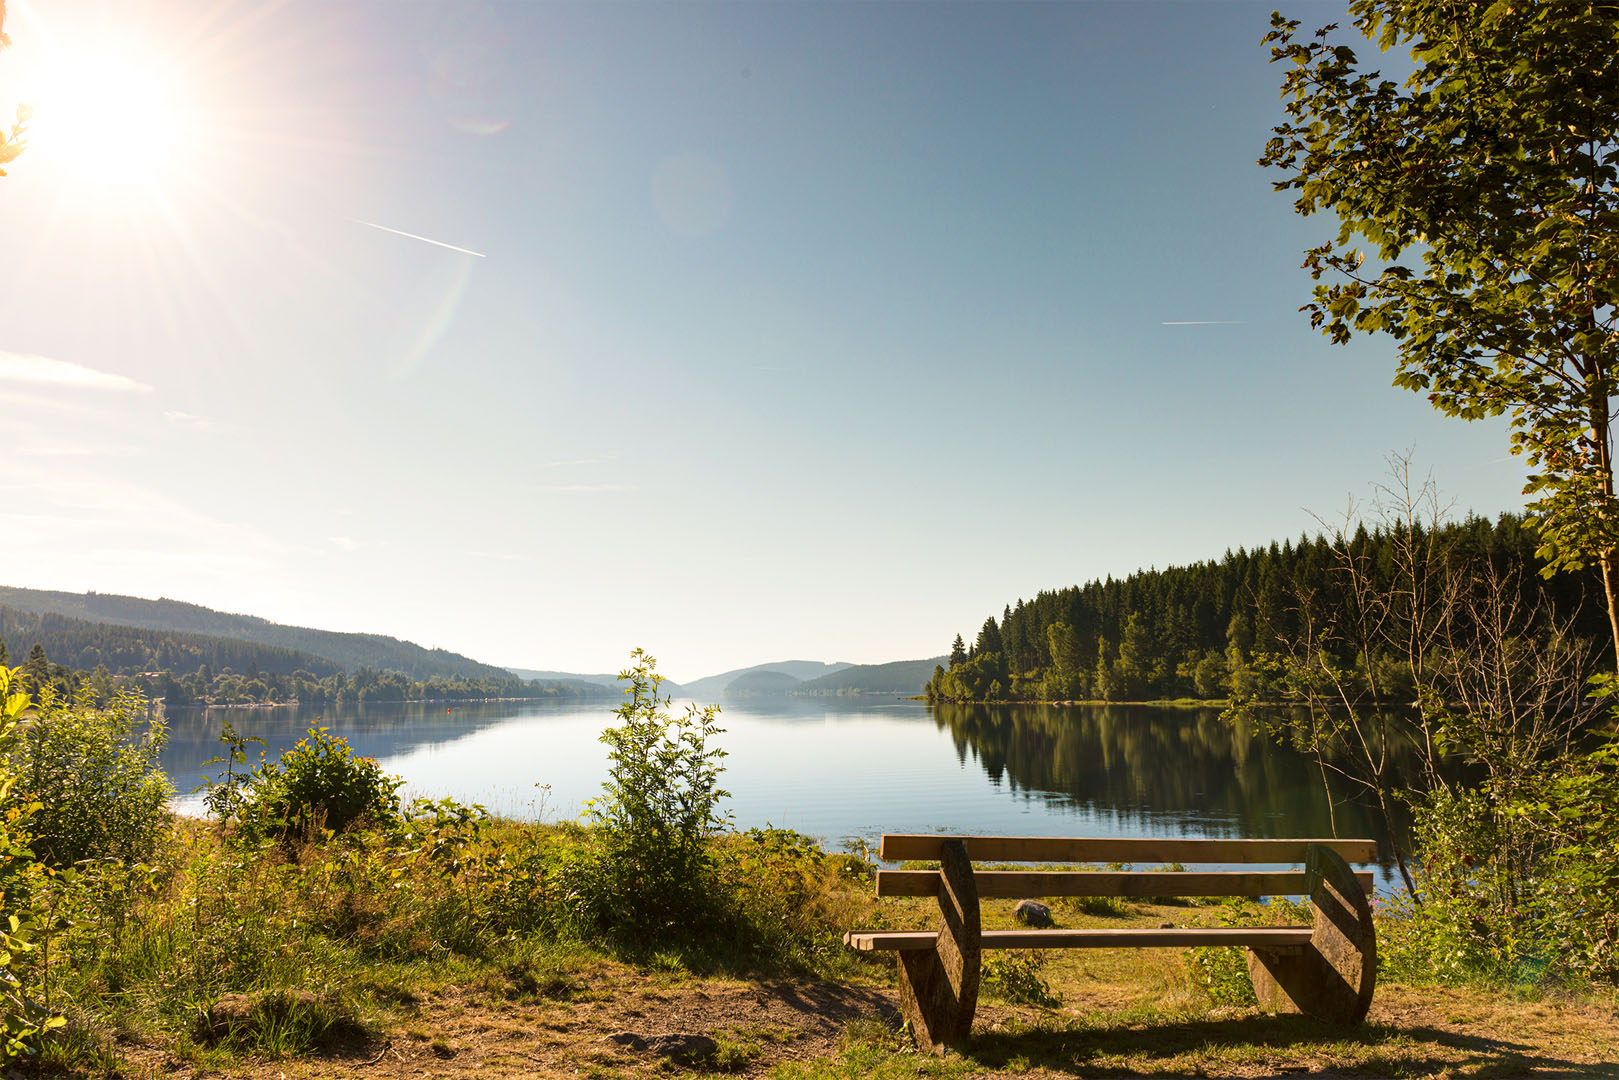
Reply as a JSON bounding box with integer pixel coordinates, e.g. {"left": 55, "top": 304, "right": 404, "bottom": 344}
{"left": 0, "top": 2, "right": 31, "bottom": 177}
{"left": 1261, "top": 2, "right": 1619, "bottom": 666}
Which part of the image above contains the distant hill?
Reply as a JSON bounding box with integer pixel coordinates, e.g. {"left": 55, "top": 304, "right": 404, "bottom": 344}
{"left": 504, "top": 668, "right": 686, "bottom": 695}
{"left": 507, "top": 668, "right": 621, "bottom": 688}
{"left": 0, "top": 603, "right": 344, "bottom": 678}
{"left": 0, "top": 586, "right": 514, "bottom": 681}
{"left": 680, "top": 660, "right": 852, "bottom": 702}
{"left": 721, "top": 670, "right": 802, "bottom": 696}
{"left": 793, "top": 656, "right": 946, "bottom": 696}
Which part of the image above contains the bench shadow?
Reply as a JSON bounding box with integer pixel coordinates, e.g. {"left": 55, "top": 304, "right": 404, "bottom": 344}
{"left": 962, "top": 1015, "right": 1618, "bottom": 1078}
{"left": 752, "top": 979, "right": 900, "bottom": 1025}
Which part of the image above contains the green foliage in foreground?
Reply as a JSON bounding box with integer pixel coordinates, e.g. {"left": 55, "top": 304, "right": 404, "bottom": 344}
{"left": 235, "top": 727, "right": 403, "bottom": 841}
{"left": 0, "top": 652, "right": 877, "bottom": 1070}
{"left": 9, "top": 685, "right": 171, "bottom": 869}
{"left": 0, "top": 667, "right": 62, "bottom": 1061}
{"left": 5, "top": 647, "right": 1619, "bottom": 1075}
{"left": 1379, "top": 736, "right": 1619, "bottom": 988}
{"left": 565, "top": 650, "right": 731, "bottom": 946}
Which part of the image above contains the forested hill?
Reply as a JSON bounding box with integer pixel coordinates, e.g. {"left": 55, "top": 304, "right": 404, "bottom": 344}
{"left": 795, "top": 656, "right": 947, "bottom": 696}
{"left": 928, "top": 512, "right": 1609, "bottom": 704}
{"left": 0, "top": 603, "right": 342, "bottom": 679}
{"left": 0, "top": 586, "right": 511, "bottom": 681}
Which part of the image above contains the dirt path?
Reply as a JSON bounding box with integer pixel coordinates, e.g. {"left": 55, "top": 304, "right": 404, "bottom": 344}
{"left": 119, "top": 971, "right": 1619, "bottom": 1080}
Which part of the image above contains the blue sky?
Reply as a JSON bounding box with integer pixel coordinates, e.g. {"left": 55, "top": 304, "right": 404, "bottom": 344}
{"left": 0, "top": 1, "right": 1524, "bottom": 681}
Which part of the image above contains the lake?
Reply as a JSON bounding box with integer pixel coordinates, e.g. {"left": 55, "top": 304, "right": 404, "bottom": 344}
{"left": 161, "top": 696, "right": 1403, "bottom": 883}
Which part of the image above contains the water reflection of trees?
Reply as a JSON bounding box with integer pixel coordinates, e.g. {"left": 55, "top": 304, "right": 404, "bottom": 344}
{"left": 160, "top": 701, "right": 539, "bottom": 793}
{"left": 930, "top": 703, "right": 1408, "bottom": 850}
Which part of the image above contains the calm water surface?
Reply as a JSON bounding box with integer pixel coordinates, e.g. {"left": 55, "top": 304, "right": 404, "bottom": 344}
{"left": 161, "top": 697, "right": 1400, "bottom": 880}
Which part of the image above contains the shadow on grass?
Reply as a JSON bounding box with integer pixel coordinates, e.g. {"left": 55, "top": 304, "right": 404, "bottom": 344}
{"left": 961, "top": 1013, "right": 1618, "bottom": 1078}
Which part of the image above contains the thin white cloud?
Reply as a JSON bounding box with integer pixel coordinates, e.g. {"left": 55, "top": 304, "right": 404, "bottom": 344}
{"left": 0, "top": 460, "right": 289, "bottom": 580}
{"left": 329, "top": 536, "right": 363, "bottom": 551}
{"left": 547, "top": 483, "right": 637, "bottom": 493}
{"left": 0, "top": 351, "right": 154, "bottom": 392}
{"left": 350, "top": 218, "right": 486, "bottom": 258}
{"left": 17, "top": 443, "right": 95, "bottom": 458}
{"left": 1161, "top": 320, "right": 1245, "bottom": 326}
{"left": 164, "top": 410, "right": 219, "bottom": 431}
{"left": 465, "top": 549, "right": 531, "bottom": 562}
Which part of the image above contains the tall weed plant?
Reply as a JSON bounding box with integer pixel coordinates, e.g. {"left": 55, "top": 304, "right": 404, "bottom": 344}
{"left": 565, "top": 650, "right": 731, "bottom": 947}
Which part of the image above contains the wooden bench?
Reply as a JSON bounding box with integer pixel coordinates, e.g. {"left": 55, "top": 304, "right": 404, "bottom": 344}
{"left": 844, "top": 834, "right": 1378, "bottom": 1051}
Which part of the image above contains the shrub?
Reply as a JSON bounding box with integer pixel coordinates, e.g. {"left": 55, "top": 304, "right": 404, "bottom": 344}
{"left": 0, "top": 666, "right": 61, "bottom": 1059}
{"left": 1187, "top": 946, "right": 1257, "bottom": 1007}
{"left": 715, "top": 827, "right": 873, "bottom": 972}
{"left": 9, "top": 685, "right": 170, "bottom": 868}
{"left": 1187, "top": 896, "right": 1269, "bottom": 1006}
{"left": 563, "top": 650, "right": 730, "bottom": 947}
{"left": 982, "top": 950, "right": 1062, "bottom": 1007}
{"left": 1387, "top": 741, "right": 1619, "bottom": 988}
{"left": 1527, "top": 737, "right": 1619, "bottom": 982}
{"left": 243, "top": 728, "right": 401, "bottom": 842}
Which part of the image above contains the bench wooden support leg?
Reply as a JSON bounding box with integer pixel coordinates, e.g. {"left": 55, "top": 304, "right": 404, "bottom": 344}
{"left": 896, "top": 839, "right": 981, "bottom": 1052}
{"left": 1248, "top": 842, "right": 1376, "bottom": 1024}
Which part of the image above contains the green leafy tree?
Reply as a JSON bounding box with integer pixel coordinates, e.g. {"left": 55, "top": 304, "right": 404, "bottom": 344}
{"left": 1192, "top": 650, "right": 1228, "bottom": 699}
{"left": 948, "top": 634, "right": 967, "bottom": 669}
{"left": 1261, "top": 2, "right": 1619, "bottom": 663}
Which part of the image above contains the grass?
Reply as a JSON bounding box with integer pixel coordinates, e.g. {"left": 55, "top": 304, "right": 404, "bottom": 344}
{"left": 13, "top": 815, "right": 1619, "bottom": 1079}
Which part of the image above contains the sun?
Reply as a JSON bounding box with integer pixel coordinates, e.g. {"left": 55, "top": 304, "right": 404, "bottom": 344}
{"left": 29, "top": 45, "right": 192, "bottom": 192}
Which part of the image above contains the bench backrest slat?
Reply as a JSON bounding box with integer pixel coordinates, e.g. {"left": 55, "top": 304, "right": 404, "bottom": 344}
{"left": 875, "top": 868, "right": 1376, "bottom": 899}
{"left": 878, "top": 835, "right": 1378, "bottom": 864}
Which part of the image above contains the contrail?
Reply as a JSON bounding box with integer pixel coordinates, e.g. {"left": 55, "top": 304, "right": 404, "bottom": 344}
{"left": 350, "top": 218, "right": 486, "bottom": 258}
{"left": 1162, "top": 320, "right": 1244, "bottom": 325}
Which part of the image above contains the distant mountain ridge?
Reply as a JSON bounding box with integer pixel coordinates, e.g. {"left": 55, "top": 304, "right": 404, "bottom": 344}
{"left": 0, "top": 585, "right": 513, "bottom": 682}
{"left": 508, "top": 656, "right": 944, "bottom": 700}
{"left": 503, "top": 668, "right": 689, "bottom": 694}
{"left": 678, "top": 660, "right": 852, "bottom": 701}
{"left": 794, "top": 656, "right": 946, "bottom": 696}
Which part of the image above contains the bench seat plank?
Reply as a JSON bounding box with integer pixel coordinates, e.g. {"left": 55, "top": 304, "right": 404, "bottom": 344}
{"left": 844, "top": 926, "right": 1317, "bottom": 952}
{"left": 879, "top": 835, "right": 1379, "bottom": 864}
{"left": 875, "top": 869, "right": 1374, "bottom": 898}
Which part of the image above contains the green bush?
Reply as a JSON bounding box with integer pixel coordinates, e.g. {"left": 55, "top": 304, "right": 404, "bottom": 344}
{"left": 563, "top": 650, "right": 730, "bottom": 947}
{"left": 1387, "top": 740, "right": 1619, "bottom": 988}
{"left": 1187, "top": 897, "right": 1269, "bottom": 1006}
{"left": 982, "top": 950, "right": 1062, "bottom": 1007}
{"left": 9, "top": 685, "right": 170, "bottom": 868}
{"left": 1525, "top": 736, "right": 1619, "bottom": 982}
{"left": 1377, "top": 787, "right": 1524, "bottom": 986}
{"left": 0, "top": 666, "right": 61, "bottom": 1059}
{"left": 1187, "top": 946, "right": 1257, "bottom": 1006}
{"left": 243, "top": 728, "right": 401, "bottom": 841}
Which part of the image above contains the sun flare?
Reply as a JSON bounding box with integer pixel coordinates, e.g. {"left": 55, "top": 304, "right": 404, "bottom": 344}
{"left": 29, "top": 45, "right": 191, "bottom": 191}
